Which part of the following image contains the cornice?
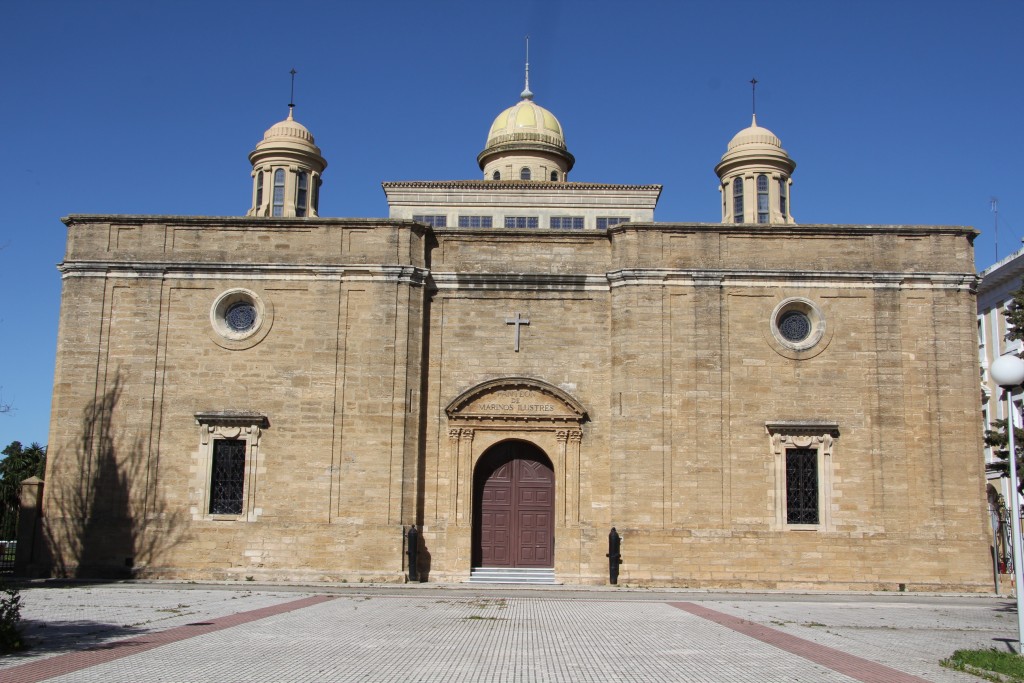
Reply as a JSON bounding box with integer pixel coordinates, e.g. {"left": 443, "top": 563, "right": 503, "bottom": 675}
{"left": 429, "top": 269, "right": 977, "bottom": 291}
{"left": 58, "top": 260, "right": 976, "bottom": 292}
{"left": 431, "top": 272, "right": 606, "bottom": 291}
{"left": 58, "top": 261, "right": 431, "bottom": 286}
{"left": 765, "top": 421, "right": 840, "bottom": 437}
{"left": 382, "top": 180, "right": 662, "bottom": 192}
{"left": 610, "top": 222, "right": 979, "bottom": 239}
{"left": 61, "top": 215, "right": 430, "bottom": 234}
{"left": 606, "top": 269, "right": 977, "bottom": 289}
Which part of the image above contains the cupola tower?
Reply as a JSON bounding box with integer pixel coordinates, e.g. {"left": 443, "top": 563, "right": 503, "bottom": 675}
{"left": 715, "top": 112, "right": 796, "bottom": 225}
{"left": 247, "top": 101, "right": 327, "bottom": 217}
{"left": 716, "top": 115, "right": 794, "bottom": 224}
{"left": 477, "top": 44, "right": 574, "bottom": 182}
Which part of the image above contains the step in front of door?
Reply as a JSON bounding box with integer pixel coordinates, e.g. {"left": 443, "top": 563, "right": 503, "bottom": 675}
{"left": 468, "top": 567, "right": 558, "bottom": 584}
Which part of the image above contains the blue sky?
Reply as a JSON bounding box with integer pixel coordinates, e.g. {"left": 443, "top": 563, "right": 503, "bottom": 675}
{"left": 0, "top": 0, "right": 1021, "bottom": 449}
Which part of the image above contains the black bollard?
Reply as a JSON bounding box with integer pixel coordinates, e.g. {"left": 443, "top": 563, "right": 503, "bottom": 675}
{"left": 407, "top": 525, "right": 419, "bottom": 582}
{"left": 607, "top": 527, "right": 622, "bottom": 585}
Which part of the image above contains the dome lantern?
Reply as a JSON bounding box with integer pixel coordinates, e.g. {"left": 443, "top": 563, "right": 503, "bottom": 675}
{"left": 247, "top": 103, "right": 327, "bottom": 217}
{"left": 714, "top": 112, "right": 797, "bottom": 225}
{"left": 477, "top": 49, "right": 574, "bottom": 182}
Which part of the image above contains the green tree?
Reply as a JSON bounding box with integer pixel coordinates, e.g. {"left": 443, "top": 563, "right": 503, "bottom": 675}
{"left": 0, "top": 441, "right": 46, "bottom": 540}
{"left": 987, "top": 285, "right": 1024, "bottom": 494}
{"left": 985, "top": 420, "right": 1024, "bottom": 493}
{"left": 1006, "top": 285, "right": 1024, "bottom": 340}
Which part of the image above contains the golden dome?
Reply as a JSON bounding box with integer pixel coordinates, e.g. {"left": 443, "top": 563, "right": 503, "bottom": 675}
{"left": 477, "top": 93, "right": 574, "bottom": 176}
{"left": 485, "top": 98, "right": 566, "bottom": 151}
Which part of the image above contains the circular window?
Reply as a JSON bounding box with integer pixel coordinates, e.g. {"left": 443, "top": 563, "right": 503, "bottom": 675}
{"left": 209, "top": 288, "right": 273, "bottom": 350}
{"left": 778, "top": 310, "right": 811, "bottom": 343}
{"left": 767, "top": 298, "right": 830, "bottom": 359}
{"left": 225, "top": 301, "right": 258, "bottom": 332}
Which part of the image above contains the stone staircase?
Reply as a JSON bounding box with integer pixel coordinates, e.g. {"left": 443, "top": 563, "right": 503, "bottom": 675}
{"left": 467, "top": 567, "right": 558, "bottom": 584}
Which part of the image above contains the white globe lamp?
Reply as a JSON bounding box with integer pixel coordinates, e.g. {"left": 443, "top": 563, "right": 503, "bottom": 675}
{"left": 992, "top": 352, "right": 1024, "bottom": 653}
{"left": 992, "top": 354, "right": 1024, "bottom": 388}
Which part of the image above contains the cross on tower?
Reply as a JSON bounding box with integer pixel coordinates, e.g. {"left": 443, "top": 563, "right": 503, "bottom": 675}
{"left": 505, "top": 312, "right": 530, "bottom": 352}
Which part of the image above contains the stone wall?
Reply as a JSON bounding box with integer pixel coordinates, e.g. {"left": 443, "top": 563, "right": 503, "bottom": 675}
{"left": 43, "top": 215, "right": 990, "bottom": 589}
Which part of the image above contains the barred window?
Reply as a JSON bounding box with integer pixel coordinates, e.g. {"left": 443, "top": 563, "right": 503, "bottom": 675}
{"left": 504, "top": 216, "right": 539, "bottom": 229}
{"left": 550, "top": 216, "right": 584, "bottom": 230}
{"left": 492, "top": 171, "right": 501, "bottom": 180}
{"left": 550, "top": 170, "right": 559, "bottom": 181}
{"left": 209, "top": 439, "right": 247, "bottom": 515}
{"left": 458, "top": 215, "right": 493, "bottom": 228}
{"left": 194, "top": 412, "right": 267, "bottom": 522}
{"left": 520, "top": 167, "right": 532, "bottom": 180}
{"left": 779, "top": 178, "right": 787, "bottom": 217}
{"left": 785, "top": 448, "right": 819, "bottom": 524}
{"left": 412, "top": 214, "right": 447, "bottom": 227}
{"left": 596, "top": 217, "right": 630, "bottom": 230}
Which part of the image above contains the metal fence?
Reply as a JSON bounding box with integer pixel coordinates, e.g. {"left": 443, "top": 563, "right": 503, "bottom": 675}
{"left": 0, "top": 503, "right": 15, "bottom": 573}
{"left": 994, "top": 504, "right": 1017, "bottom": 573}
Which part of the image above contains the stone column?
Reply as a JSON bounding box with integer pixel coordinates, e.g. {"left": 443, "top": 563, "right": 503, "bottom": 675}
{"left": 451, "top": 428, "right": 474, "bottom": 526}
{"left": 556, "top": 429, "right": 583, "bottom": 526}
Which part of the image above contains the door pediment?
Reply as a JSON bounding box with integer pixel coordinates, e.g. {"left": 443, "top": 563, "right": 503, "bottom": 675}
{"left": 446, "top": 377, "right": 586, "bottom": 424}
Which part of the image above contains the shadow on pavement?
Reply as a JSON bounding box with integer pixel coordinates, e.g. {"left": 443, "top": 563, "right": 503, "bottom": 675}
{"left": 5, "top": 619, "right": 147, "bottom": 659}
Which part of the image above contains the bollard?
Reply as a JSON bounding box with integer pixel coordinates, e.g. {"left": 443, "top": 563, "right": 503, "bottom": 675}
{"left": 607, "top": 527, "right": 622, "bottom": 585}
{"left": 407, "top": 525, "right": 419, "bottom": 582}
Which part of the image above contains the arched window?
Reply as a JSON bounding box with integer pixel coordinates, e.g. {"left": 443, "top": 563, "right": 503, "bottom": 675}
{"left": 550, "top": 170, "right": 558, "bottom": 181}
{"left": 732, "top": 178, "right": 744, "bottom": 222}
{"left": 520, "top": 167, "right": 531, "bottom": 180}
{"left": 295, "top": 172, "right": 308, "bottom": 217}
{"left": 255, "top": 172, "right": 263, "bottom": 211}
{"left": 272, "top": 169, "right": 285, "bottom": 217}
{"left": 779, "top": 178, "right": 788, "bottom": 217}
{"left": 492, "top": 171, "right": 501, "bottom": 180}
{"left": 757, "top": 174, "right": 769, "bottom": 223}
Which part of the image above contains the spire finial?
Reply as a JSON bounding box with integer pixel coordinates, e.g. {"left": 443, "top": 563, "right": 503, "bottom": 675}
{"left": 288, "top": 68, "right": 297, "bottom": 119}
{"left": 521, "top": 36, "right": 533, "bottom": 100}
{"left": 750, "top": 77, "right": 758, "bottom": 125}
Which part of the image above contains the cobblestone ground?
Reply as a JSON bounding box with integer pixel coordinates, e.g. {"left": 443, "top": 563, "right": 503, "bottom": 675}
{"left": 0, "top": 584, "right": 1012, "bottom": 682}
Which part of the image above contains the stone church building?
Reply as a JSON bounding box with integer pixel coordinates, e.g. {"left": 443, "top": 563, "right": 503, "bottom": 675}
{"left": 40, "top": 75, "right": 990, "bottom": 589}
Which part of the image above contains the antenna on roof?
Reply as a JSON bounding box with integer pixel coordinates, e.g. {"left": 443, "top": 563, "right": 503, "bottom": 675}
{"left": 992, "top": 197, "right": 1000, "bottom": 261}
{"left": 521, "top": 36, "right": 533, "bottom": 100}
{"left": 288, "top": 68, "right": 297, "bottom": 118}
{"left": 750, "top": 77, "right": 758, "bottom": 122}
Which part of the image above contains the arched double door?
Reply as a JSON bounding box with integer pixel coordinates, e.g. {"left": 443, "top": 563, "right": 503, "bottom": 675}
{"left": 472, "top": 440, "right": 554, "bottom": 568}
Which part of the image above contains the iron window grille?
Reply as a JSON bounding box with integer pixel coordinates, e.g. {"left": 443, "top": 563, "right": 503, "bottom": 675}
{"left": 786, "top": 448, "right": 820, "bottom": 525}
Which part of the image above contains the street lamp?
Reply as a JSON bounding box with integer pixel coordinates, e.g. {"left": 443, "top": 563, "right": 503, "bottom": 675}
{"left": 991, "top": 353, "right": 1024, "bottom": 654}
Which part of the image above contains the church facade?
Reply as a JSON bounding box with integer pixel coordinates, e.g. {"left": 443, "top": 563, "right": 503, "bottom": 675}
{"left": 39, "top": 79, "right": 991, "bottom": 590}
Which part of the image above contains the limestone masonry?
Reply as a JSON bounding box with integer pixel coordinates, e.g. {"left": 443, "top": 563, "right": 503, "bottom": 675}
{"left": 39, "top": 72, "right": 989, "bottom": 590}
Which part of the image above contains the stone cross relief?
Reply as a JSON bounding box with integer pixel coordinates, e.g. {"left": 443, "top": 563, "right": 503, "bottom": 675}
{"left": 505, "top": 312, "right": 530, "bottom": 352}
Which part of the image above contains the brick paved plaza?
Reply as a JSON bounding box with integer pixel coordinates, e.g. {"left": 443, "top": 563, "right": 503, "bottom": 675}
{"left": 0, "top": 583, "right": 1014, "bottom": 682}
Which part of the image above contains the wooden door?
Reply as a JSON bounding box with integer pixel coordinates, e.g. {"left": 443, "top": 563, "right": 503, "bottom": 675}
{"left": 475, "top": 444, "right": 554, "bottom": 568}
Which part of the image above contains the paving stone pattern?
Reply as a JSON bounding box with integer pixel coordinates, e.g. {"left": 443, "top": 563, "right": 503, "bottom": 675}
{"left": 0, "top": 585, "right": 1011, "bottom": 682}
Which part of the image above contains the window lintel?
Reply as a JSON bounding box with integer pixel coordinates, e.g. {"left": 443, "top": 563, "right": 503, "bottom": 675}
{"left": 765, "top": 421, "right": 838, "bottom": 438}
{"left": 195, "top": 411, "right": 270, "bottom": 428}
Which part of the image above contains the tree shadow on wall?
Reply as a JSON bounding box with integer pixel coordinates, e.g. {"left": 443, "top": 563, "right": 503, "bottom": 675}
{"left": 44, "top": 373, "right": 189, "bottom": 578}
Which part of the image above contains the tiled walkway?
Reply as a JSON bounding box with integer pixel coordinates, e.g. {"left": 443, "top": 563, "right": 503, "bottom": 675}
{"left": 0, "top": 583, "right": 1010, "bottom": 682}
